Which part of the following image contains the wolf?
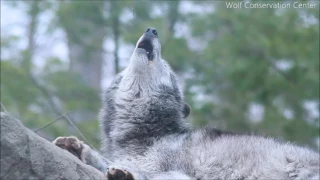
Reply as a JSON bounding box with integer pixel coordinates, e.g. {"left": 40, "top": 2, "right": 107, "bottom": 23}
{"left": 54, "top": 28, "right": 319, "bottom": 180}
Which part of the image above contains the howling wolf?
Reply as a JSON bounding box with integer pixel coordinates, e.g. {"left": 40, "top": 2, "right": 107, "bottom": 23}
{"left": 54, "top": 28, "right": 319, "bottom": 180}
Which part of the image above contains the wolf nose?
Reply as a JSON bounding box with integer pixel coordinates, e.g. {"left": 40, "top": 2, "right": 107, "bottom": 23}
{"left": 145, "top": 28, "right": 158, "bottom": 37}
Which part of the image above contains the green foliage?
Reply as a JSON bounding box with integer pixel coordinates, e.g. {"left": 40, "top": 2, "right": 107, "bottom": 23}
{"left": 1, "top": 61, "right": 38, "bottom": 112}
{"left": 188, "top": 1, "right": 319, "bottom": 148}
{"left": 162, "top": 36, "right": 194, "bottom": 72}
{"left": 44, "top": 70, "right": 100, "bottom": 111}
{"left": 57, "top": 1, "right": 105, "bottom": 44}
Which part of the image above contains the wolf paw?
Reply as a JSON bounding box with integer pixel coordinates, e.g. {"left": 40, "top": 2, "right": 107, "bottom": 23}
{"left": 52, "top": 136, "right": 86, "bottom": 161}
{"left": 106, "top": 167, "right": 135, "bottom": 180}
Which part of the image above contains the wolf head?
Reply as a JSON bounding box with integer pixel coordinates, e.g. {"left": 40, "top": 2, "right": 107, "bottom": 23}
{"left": 101, "top": 28, "right": 190, "bottom": 156}
{"left": 121, "top": 28, "right": 190, "bottom": 118}
{"left": 125, "top": 28, "right": 170, "bottom": 85}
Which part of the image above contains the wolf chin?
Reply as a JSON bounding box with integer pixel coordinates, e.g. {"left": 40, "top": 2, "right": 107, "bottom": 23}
{"left": 54, "top": 28, "right": 319, "bottom": 180}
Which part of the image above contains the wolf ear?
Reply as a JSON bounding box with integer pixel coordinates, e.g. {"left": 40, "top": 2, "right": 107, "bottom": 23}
{"left": 182, "top": 103, "right": 191, "bottom": 118}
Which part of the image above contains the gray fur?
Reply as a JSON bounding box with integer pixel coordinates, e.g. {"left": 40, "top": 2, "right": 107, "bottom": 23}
{"left": 81, "top": 29, "right": 319, "bottom": 180}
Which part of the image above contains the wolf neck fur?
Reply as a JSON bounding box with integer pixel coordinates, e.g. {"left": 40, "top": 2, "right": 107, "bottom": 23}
{"left": 111, "top": 66, "right": 189, "bottom": 153}
{"left": 119, "top": 61, "right": 172, "bottom": 96}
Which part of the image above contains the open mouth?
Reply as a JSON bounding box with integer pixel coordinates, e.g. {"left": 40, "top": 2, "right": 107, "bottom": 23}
{"left": 137, "top": 39, "right": 154, "bottom": 60}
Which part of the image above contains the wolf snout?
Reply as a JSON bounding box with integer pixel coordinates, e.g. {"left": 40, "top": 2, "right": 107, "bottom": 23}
{"left": 144, "top": 28, "right": 158, "bottom": 38}
{"left": 137, "top": 28, "right": 158, "bottom": 61}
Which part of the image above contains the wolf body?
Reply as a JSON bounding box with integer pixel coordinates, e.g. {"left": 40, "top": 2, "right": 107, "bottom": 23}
{"left": 54, "top": 28, "right": 319, "bottom": 180}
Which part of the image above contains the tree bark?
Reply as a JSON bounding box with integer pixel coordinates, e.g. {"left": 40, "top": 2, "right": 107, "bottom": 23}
{"left": 110, "top": 1, "right": 121, "bottom": 74}
{"left": 58, "top": 1, "right": 105, "bottom": 91}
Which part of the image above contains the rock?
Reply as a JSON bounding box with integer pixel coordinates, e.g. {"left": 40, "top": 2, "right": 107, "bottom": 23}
{"left": 0, "top": 112, "right": 106, "bottom": 180}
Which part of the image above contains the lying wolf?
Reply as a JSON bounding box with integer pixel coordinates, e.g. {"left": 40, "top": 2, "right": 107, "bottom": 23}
{"left": 54, "top": 28, "right": 319, "bottom": 180}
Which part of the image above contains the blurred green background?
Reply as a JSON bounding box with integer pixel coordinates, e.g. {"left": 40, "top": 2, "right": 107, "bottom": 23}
{"left": 1, "top": 0, "right": 319, "bottom": 150}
